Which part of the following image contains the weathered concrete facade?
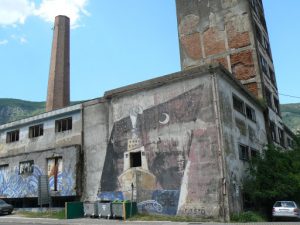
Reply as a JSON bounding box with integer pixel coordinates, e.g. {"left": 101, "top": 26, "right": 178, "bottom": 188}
{"left": 46, "top": 15, "right": 70, "bottom": 112}
{"left": 0, "top": 105, "right": 82, "bottom": 200}
{"left": 175, "top": 0, "right": 290, "bottom": 147}
{"left": 79, "top": 64, "right": 266, "bottom": 220}
{"left": 0, "top": 64, "right": 266, "bottom": 220}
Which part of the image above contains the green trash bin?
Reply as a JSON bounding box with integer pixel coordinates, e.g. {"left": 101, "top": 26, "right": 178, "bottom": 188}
{"left": 111, "top": 200, "right": 137, "bottom": 220}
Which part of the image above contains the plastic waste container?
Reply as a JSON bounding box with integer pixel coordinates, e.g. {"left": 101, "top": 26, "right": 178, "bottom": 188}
{"left": 83, "top": 201, "right": 98, "bottom": 218}
{"left": 111, "top": 200, "right": 137, "bottom": 220}
{"left": 97, "top": 200, "right": 112, "bottom": 219}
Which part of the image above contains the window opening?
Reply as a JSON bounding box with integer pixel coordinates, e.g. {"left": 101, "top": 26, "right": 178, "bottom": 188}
{"left": 130, "top": 152, "right": 142, "bottom": 168}
{"left": 47, "top": 157, "right": 62, "bottom": 191}
{"left": 19, "top": 160, "right": 34, "bottom": 175}
{"left": 55, "top": 117, "right": 72, "bottom": 132}
{"left": 29, "top": 124, "right": 44, "bottom": 138}
{"left": 6, "top": 130, "right": 19, "bottom": 143}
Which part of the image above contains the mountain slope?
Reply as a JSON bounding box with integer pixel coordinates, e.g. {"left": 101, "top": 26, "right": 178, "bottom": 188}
{"left": 1, "top": 98, "right": 300, "bottom": 132}
{"left": 281, "top": 103, "right": 300, "bottom": 132}
{"left": 0, "top": 99, "right": 45, "bottom": 125}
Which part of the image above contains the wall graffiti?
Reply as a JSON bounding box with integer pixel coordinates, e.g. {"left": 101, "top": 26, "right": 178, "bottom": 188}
{"left": 0, "top": 164, "right": 75, "bottom": 198}
{"left": 138, "top": 200, "right": 163, "bottom": 214}
{"left": 0, "top": 165, "right": 43, "bottom": 198}
{"left": 100, "top": 84, "right": 218, "bottom": 216}
{"left": 152, "top": 190, "right": 180, "bottom": 215}
{"left": 98, "top": 191, "right": 124, "bottom": 201}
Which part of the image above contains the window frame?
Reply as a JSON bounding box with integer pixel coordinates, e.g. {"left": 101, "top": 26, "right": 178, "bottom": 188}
{"left": 29, "top": 124, "right": 44, "bottom": 138}
{"left": 233, "top": 95, "right": 245, "bottom": 115}
{"left": 55, "top": 117, "right": 72, "bottom": 133}
{"left": 19, "top": 160, "right": 34, "bottom": 175}
{"left": 6, "top": 129, "right": 20, "bottom": 143}
{"left": 239, "top": 144, "right": 249, "bottom": 161}
{"left": 246, "top": 104, "right": 256, "bottom": 122}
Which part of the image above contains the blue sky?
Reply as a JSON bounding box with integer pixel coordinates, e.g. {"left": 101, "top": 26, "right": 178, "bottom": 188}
{"left": 0, "top": 0, "right": 299, "bottom": 104}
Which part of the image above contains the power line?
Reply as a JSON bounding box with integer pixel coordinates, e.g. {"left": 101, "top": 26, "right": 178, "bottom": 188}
{"left": 279, "top": 93, "right": 300, "bottom": 99}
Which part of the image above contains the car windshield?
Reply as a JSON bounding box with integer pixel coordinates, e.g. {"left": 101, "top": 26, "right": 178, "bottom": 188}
{"left": 0, "top": 200, "right": 6, "bottom": 205}
{"left": 274, "top": 201, "right": 296, "bottom": 208}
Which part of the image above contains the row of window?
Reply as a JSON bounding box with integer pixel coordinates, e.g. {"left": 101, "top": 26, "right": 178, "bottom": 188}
{"left": 259, "top": 54, "right": 276, "bottom": 87}
{"left": 269, "top": 121, "right": 293, "bottom": 148}
{"left": 233, "top": 95, "right": 256, "bottom": 122}
{"left": 5, "top": 117, "right": 72, "bottom": 143}
{"left": 239, "top": 144, "right": 259, "bottom": 161}
{"left": 255, "top": 24, "right": 272, "bottom": 61}
{"left": 250, "top": 0, "right": 267, "bottom": 31}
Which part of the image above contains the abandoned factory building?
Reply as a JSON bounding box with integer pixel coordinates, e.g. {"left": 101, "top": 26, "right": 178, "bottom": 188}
{"left": 0, "top": 0, "right": 294, "bottom": 221}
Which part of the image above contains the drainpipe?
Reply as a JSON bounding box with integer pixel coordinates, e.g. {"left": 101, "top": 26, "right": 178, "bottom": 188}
{"left": 211, "top": 71, "right": 230, "bottom": 222}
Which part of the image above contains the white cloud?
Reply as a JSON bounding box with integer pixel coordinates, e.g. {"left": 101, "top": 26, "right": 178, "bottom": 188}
{"left": 34, "top": 0, "right": 90, "bottom": 28}
{"left": 0, "top": 0, "right": 89, "bottom": 28}
{"left": 0, "top": 0, "right": 35, "bottom": 26}
{"left": 0, "top": 39, "right": 8, "bottom": 45}
{"left": 11, "top": 34, "right": 28, "bottom": 44}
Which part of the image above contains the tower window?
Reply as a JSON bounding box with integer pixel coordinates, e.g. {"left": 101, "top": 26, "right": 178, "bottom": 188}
{"left": 233, "top": 95, "right": 245, "bottom": 115}
{"left": 55, "top": 117, "right": 72, "bottom": 132}
{"left": 6, "top": 129, "right": 19, "bottom": 143}
{"left": 29, "top": 124, "right": 44, "bottom": 138}
{"left": 130, "top": 152, "right": 142, "bottom": 168}
{"left": 239, "top": 144, "right": 249, "bottom": 161}
{"left": 246, "top": 105, "right": 256, "bottom": 122}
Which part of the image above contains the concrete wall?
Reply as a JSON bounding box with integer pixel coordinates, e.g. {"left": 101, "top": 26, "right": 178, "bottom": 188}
{"left": 82, "top": 99, "right": 108, "bottom": 201}
{"left": 0, "top": 105, "right": 82, "bottom": 158}
{"left": 0, "top": 145, "right": 80, "bottom": 198}
{"left": 96, "top": 70, "right": 225, "bottom": 219}
{"left": 0, "top": 105, "right": 83, "bottom": 198}
{"left": 217, "top": 72, "right": 267, "bottom": 213}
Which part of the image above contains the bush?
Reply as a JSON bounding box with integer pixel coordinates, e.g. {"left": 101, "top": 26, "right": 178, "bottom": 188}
{"left": 231, "top": 211, "right": 266, "bottom": 222}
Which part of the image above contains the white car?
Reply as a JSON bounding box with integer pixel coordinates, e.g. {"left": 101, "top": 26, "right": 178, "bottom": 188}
{"left": 272, "top": 201, "right": 300, "bottom": 220}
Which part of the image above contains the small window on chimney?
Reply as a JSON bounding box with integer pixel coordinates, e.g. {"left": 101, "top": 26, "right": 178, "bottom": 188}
{"left": 130, "top": 152, "right": 142, "bottom": 168}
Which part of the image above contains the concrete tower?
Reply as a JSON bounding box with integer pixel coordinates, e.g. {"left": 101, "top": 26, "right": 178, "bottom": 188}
{"left": 46, "top": 15, "right": 70, "bottom": 112}
{"left": 175, "top": 0, "right": 286, "bottom": 145}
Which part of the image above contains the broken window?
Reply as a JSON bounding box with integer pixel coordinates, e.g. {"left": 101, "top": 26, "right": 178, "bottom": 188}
{"left": 19, "top": 160, "right": 34, "bottom": 175}
{"left": 278, "top": 128, "right": 285, "bottom": 147}
{"left": 29, "top": 124, "right": 44, "bottom": 138}
{"left": 0, "top": 164, "right": 8, "bottom": 172}
{"left": 47, "top": 157, "right": 63, "bottom": 191}
{"left": 130, "top": 151, "right": 142, "bottom": 168}
{"left": 264, "top": 87, "right": 272, "bottom": 108}
{"left": 55, "top": 117, "right": 72, "bottom": 133}
{"left": 246, "top": 105, "right": 256, "bottom": 122}
{"left": 287, "top": 137, "right": 294, "bottom": 148}
{"left": 269, "top": 121, "right": 277, "bottom": 142}
{"left": 273, "top": 97, "right": 280, "bottom": 115}
{"left": 259, "top": 54, "right": 268, "bottom": 75}
{"left": 239, "top": 144, "right": 249, "bottom": 161}
{"left": 6, "top": 129, "right": 19, "bottom": 143}
{"left": 233, "top": 95, "right": 245, "bottom": 115}
{"left": 250, "top": 148, "right": 259, "bottom": 159}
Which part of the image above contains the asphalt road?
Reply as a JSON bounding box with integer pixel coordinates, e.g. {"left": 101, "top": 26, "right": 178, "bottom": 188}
{"left": 1, "top": 215, "right": 300, "bottom": 225}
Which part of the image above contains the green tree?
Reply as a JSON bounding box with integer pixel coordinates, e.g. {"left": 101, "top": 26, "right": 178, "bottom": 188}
{"left": 244, "top": 136, "right": 300, "bottom": 217}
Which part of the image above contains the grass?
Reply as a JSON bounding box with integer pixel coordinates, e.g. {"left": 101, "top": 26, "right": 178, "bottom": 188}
{"left": 127, "top": 213, "right": 213, "bottom": 222}
{"left": 17, "top": 210, "right": 65, "bottom": 219}
{"left": 230, "top": 211, "right": 267, "bottom": 222}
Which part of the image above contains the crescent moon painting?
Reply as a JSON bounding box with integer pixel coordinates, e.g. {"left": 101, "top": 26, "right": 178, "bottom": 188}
{"left": 159, "top": 113, "right": 170, "bottom": 125}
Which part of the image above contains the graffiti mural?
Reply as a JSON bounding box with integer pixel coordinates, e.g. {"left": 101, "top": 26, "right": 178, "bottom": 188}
{"left": 100, "top": 84, "right": 220, "bottom": 216}
{"left": 0, "top": 165, "right": 43, "bottom": 198}
{"left": 98, "top": 191, "right": 124, "bottom": 201}
{"left": 0, "top": 159, "right": 76, "bottom": 198}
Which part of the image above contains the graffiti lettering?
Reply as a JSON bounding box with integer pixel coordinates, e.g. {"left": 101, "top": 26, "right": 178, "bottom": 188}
{"left": 138, "top": 200, "right": 163, "bottom": 213}
{"left": 183, "top": 208, "right": 206, "bottom": 216}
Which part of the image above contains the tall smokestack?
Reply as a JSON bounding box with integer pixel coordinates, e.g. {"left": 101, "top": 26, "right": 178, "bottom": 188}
{"left": 46, "top": 15, "right": 70, "bottom": 112}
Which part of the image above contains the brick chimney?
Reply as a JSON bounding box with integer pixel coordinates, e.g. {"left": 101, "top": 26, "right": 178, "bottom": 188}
{"left": 46, "top": 15, "right": 70, "bottom": 112}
